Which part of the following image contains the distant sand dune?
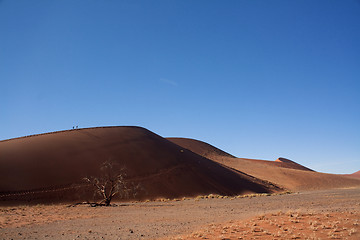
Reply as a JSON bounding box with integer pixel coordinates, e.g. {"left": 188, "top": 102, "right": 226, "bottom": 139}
{"left": 345, "top": 170, "right": 360, "bottom": 179}
{"left": 167, "top": 138, "right": 236, "bottom": 159}
{"left": 167, "top": 138, "right": 313, "bottom": 171}
{"left": 168, "top": 138, "right": 360, "bottom": 191}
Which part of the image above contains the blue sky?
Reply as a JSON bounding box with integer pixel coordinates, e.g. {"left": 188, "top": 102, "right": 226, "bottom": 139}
{"left": 1, "top": 0, "right": 359, "bottom": 174}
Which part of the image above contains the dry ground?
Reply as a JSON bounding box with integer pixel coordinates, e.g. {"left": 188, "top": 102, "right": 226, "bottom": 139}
{"left": 171, "top": 211, "right": 360, "bottom": 239}
{"left": 1, "top": 187, "right": 360, "bottom": 240}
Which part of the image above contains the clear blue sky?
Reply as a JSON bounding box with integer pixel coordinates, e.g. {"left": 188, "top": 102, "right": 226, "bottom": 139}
{"left": 1, "top": 0, "right": 359, "bottom": 174}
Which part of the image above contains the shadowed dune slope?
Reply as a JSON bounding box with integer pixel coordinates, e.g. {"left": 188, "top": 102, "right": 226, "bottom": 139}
{"left": 167, "top": 138, "right": 312, "bottom": 171}
{"left": 167, "top": 138, "right": 360, "bottom": 191}
{"left": 0, "top": 127, "right": 280, "bottom": 204}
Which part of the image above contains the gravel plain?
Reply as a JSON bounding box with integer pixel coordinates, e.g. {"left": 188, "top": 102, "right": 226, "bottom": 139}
{"left": 1, "top": 187, "right": 360, "bottom": 240}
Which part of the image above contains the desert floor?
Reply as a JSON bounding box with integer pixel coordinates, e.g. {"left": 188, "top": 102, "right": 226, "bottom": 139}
{"left": 1, "top": 187, "right": 359, "bottom": 240}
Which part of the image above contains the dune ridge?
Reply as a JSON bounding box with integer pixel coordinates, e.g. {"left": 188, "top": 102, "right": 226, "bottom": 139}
{"left": 0, "top": 126, "right": 147, "bottom": 144}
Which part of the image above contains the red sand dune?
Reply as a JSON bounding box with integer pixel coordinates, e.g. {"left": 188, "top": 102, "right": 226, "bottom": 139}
{"left": 168, "top": 138, "right": 360, "bottom": 191}
{"left": 167, "top": 138, "right": 235, "bottom": 159}
{"left": 275, "top": 157, "right": 314, "bottom": 171}
{"left": 0, "top": 127, "right": 280, "bottom": 205}
{"left": 219, "top": 158, "right": 360, "bottom": 191}
{"left": 168, "top": 138, "right": 312, "bottom": 171}
{"left": 346, "top": 170, "right": 360, "bottom": 179}
{"left": 234, "top": 157, "right": 313, "bottom": 171}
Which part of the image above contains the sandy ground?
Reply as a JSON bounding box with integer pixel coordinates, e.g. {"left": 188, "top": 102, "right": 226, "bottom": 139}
{"left": 1, "top": 187, "right": 360, "bottom": 239}
{"left": 171, "top": 211, "right": 360, "bottom": 239}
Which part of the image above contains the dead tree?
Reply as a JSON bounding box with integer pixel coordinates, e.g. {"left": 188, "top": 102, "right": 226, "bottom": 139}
{"left": 84, "top": 160, "right": 138, "bottom": 206}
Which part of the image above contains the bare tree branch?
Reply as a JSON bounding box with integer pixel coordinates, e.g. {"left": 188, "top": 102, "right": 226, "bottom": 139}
{"left": 83, "top": 160, "right": 140, "bottom": 206}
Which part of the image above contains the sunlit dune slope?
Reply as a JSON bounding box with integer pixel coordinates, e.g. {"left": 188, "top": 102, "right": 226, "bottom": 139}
{"left": 168, "top": 138, "right": 360, "bottom": 191}
{"left": 167, "top": 138, "right": 235, "bottom": 159}
{"left": 216, "top": 157, "right": 360, "bottom": 191}
{"left": 167, "top": 138, "right": 312, "bottom": 171}
{"left": 0, "top": 127, "right": 280, "bottom": 204}
{"left": 346, "top": 170, "right": 360, "bottom": 179}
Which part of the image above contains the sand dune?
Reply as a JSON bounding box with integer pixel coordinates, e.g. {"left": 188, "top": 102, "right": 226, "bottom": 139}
{"left": 167, "top": 138, "right": 312, "bottom": 171}
{"left": 275, "top": 157, "right": 314, "bottom": 171}
{"left": 168, "top": 138, "right": 360, "bottom": 191}
{"left": 167, "top": 138, "right": 235, "bottom": 159}
{"left": 218, "top": 157, "right": 360, "bottom": 191}
{"left": 0, "top": 127, "right": 280, "bottom": 205}
{"left": 346, "top": 170, "right": 360, "bottom": 179}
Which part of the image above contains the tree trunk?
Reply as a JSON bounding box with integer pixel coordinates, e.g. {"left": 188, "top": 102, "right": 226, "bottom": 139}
{"left": 104, "top": 198, "right": 110, "bottom": 206}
